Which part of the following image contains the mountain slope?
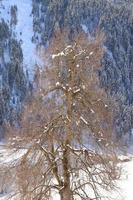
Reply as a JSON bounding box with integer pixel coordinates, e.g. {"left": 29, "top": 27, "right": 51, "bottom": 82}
{"left": 32, "top": 0, "right": 133, "bottom": 139}
{"left": 0, "top": 0, "right": 132, "bottom": 139}
{"left": 0, "top": 0, "right": 39, "bottom": 134}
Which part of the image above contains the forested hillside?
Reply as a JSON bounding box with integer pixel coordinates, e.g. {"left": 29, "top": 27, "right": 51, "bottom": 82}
{"left": 0, "top": 0, "right": 132, "bottom": 140}
{"left": 32, "top": 0, "right": 133, "bottom": 139}
{"left": 0, "top": 3, "right": 26, "bottom": 136}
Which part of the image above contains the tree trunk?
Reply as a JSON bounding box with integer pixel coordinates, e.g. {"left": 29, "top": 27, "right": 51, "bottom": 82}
{"left": 59, "top": 50, "right": 75, "bottom": 200}
{"left": 60, "top": 147, "right": 73, "bottom": 200}
{"left": 60, "top": 187, "right": 73, "bottom": 200}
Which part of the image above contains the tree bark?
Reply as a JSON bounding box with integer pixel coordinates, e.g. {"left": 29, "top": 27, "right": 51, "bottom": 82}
{"left": 60, "top": 147, "right": 73, "bottom": 200}
{"left": 60, "top": 188, "right": 73, "bottom": 200}
{"left": 59, "top": 51, "right": 75, "bottom": 200}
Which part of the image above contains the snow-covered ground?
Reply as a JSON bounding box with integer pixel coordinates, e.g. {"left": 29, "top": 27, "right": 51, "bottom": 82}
{"left": 0, "top": 0, "right": 40, "bottom": 80}
{"left": 119, "top": 159, "right": 133, "bottom": 200}
{"left": 0, "top": 144, "right": 133, "bottom": 200}
{"left": 36, "top": 158, "right": 133, "bottom": 200}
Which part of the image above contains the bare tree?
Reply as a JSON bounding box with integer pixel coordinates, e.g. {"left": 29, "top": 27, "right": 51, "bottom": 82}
{"left": 5, "top": 30, "right": 120, "bottom": 200}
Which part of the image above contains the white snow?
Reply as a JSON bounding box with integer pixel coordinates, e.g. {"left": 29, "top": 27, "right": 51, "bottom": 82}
{"left": 51, "top": 158, "right": 133, "bottom": 200}
{"left": 0, "top": 0, "right": 40, "bottom": 80}
{"left": 82, "top": 85, "right": 86, "bottom": 90}
{"left": 81, "top": 24, "right": 88, "bottom": 33}
{"left": 89, "top": 51, "right": 93, "bottom": 55}
{"left": 73, "top": 88, "right": 80, "bottom": 94}
{"left": 0, "top": 144, "right": 133, "bottom": 200}
{"left": 13, "top": 0, "right": 36, "bottom": 79}
{"left": 52, "top": 51, "right": 65, "bottom": 59}
{"left": 0, "top": 3, "right": 10, "bottom": 24}
{"left": 80, "top": 116, "right": 88, "bottom": 125}
{"left": 56, "top": 82, "right": 60, "bottom": 86}
{"left": 90, "top": 108, "right": 95, "bottom": 113}
{"left": 117, "top": 159, "right": 133, "bottom": 200}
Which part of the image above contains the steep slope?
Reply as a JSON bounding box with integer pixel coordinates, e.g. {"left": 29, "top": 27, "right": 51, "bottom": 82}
{"left": 32, "top": 0, "right": 133, "bottom": 139}
{"left": 0, "top": 0, "right": 38, "bottom": 136}
{"left": 0, "top": 0, "right": 132, "bottom": 140}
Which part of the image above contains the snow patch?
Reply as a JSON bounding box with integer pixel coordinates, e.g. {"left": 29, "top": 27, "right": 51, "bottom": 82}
{"left": 81, "top": 24, "right": 88, "bottom": 33}
{"left": 1, "top": 0, "right": 40, "bottom": 80}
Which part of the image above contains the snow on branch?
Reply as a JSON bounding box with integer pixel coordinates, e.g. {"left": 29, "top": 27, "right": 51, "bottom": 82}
{"left": 80, "top": 116, "right": 88, "bottom": 125}
{"left": 52, "top": 51, "right": 65, "bottom": 59}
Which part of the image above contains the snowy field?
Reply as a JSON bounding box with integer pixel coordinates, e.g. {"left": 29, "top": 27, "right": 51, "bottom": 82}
{"left": 51, "top": 158, "right": 133, "bottom": 200}
{"left": 0, "top": 144, "right": 132, "bottom": 200}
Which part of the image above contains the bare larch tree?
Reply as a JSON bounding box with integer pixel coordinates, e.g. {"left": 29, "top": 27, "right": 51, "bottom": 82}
{"left": 5, "top": 30, "right": 120, "bottom": 200}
